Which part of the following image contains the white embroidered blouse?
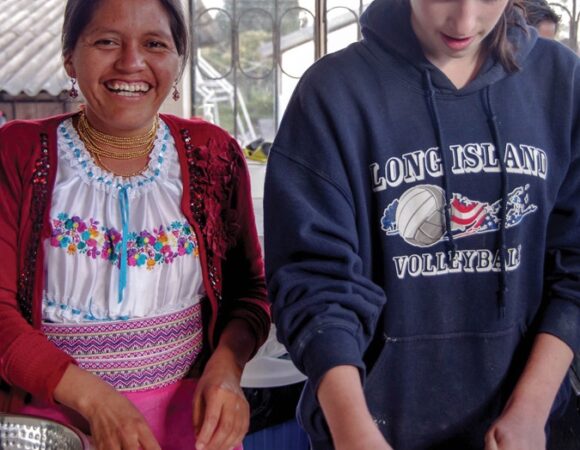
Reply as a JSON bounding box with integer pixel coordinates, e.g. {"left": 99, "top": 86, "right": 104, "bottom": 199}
{"left": 42, "top": 118, "right": 205, "bottom": 323}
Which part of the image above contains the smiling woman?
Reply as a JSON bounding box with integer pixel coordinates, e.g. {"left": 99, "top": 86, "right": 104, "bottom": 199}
{"left": 0, "top": 0, "right": 270, "bottom": 449}
{"left": 64, "top": 0, "right": 180, "bottom": 136}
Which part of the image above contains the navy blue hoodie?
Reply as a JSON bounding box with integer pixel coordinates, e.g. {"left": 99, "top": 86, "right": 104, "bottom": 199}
{"left": 265, "top": 0, "right": 580, "bottom": 448}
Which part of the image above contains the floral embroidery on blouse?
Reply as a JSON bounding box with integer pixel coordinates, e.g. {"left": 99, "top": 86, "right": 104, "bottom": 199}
{"left": 50, "top": 213, "right": 199, "bottom": 269}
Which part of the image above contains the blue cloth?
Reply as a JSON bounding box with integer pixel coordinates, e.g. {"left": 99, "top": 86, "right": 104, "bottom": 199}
{"left": 265, "top": 0, "right": 580, "bottom": 448}
{"left": 118, "top": 186, "right": 130, "bottom": 304}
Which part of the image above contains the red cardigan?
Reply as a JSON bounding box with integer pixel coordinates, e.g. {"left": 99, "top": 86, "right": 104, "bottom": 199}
{"left": 0, "top": 112, "right": 270, "bottom": 410}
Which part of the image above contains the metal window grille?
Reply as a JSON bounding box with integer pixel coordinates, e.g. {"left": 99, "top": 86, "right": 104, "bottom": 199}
{"left": 189, "top": 0, "right": 369, "bottom": 143}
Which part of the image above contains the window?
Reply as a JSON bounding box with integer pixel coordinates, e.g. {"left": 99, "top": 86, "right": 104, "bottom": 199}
{"left": 190, "top": 0, "right": 371, "bottom": 143}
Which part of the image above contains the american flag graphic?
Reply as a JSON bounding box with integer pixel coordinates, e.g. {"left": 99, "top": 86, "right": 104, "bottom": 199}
{"left": 449, "top": 194, "right": 503, "bottom": 238}
{"left": 450, "top": 194, "right": 489, "bottom": 232}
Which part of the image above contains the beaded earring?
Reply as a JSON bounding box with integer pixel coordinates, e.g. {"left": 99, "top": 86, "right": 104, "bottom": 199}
{"left": 69, "top": 78, "right": 78, "bottom": 99}
{"left": 172, "top": 83, "right": 180, "bottom": 101}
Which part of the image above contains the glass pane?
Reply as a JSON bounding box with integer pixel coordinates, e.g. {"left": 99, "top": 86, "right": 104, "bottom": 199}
{"left": 279, "top": 8, "right": 315, "bottom": 78}
{"left": 237, "top": 71, "right": 276, "bottom": 143}
{"left": 327, "top": 6, "right": 360, "bottom": 54}
{"left": 238, "top": 9, "right": 274, "bottom": 78}
{"left": 196, "top": 9, "right": 233, "bottom": 79}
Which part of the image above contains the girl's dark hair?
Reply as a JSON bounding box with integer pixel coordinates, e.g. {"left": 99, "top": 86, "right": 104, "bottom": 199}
{"left": 62, "top": 0, "right": 189, "bottom": 66}
{"left": 523, "top": 0, "right": 560, "bottom": 28}
{"left": 485, "top": 0, "right": 527, "bottom": 73}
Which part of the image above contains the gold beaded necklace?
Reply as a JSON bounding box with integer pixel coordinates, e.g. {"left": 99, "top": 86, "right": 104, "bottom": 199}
{"left": 90, "top": 152, "right": 150, "bottom": 178}
{"left": 76, "top": 111, "right": 159, "bottom": 177}
{"left": 77, "top": 111, "right": 158, "bottom": 159}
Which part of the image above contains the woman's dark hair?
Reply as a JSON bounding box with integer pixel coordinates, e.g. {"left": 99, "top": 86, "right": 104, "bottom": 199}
{"left": 485, "top": 0, "right": 527, "bottom": 73}
{"left": 62, "top": 0, "right": 189, "bottom": 68}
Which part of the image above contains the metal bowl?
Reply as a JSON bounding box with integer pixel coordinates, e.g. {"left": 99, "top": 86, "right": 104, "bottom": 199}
{"left": 0, "top": 413, "right": 90, "bottom": 450}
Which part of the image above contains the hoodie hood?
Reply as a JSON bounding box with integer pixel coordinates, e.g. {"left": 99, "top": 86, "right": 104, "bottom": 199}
{"left": 360, "top": 0, "right": 537, "bottom": 94}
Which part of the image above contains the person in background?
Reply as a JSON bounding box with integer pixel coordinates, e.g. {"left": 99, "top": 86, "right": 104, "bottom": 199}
{"left": 0, "top": 110, "right": 7, "bottom": 127}
{"left": 265, "top": 0, "right": 579, "bottom": 449}
{"left": 523, "top": 0, "right": 560, "bottom": 39}
{"left": 0, "top": 0, "right": 270, "bottom": 449}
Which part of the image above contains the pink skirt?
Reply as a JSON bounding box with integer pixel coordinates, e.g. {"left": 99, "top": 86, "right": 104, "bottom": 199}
{"left": 19, "top": 378, "right": 243, "bottom": 450}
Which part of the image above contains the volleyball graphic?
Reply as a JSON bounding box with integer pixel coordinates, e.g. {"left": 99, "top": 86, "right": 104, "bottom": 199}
{"left": 395, "top": 184, "right": 446, "bottom": 247}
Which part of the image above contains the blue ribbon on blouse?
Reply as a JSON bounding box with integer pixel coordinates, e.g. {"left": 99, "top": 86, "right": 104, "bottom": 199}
{"left": 118, "top": 186, "right": 130, "bottom": 303}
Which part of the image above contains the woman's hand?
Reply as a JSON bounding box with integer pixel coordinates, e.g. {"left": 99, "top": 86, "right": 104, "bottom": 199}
{"left": 192, "top": 347, "right": 249, "bottom": 450}
{"left": 193, "top": 319, "right": 256, "bottom": 450}
{"left": 54, "top": 364, "right": 160, "bottom": 450}
{"left": 81, "top": 387, "right": 161, "bottom": 450}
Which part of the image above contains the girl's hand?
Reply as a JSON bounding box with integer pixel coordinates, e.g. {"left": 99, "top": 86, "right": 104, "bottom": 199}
{"left": 318, "top": 365, "right": 394, "bottom": 450}
{"left": 54, "top": 365, "right": 160, "bottom": 450}
{"left": 193, "top": 348, "right": 249, "bottom": 450}
{"left": 335, "top": 424, "right": 394, "bottom": 450}
{"left": 485, "top": 334, "right": 574, "bottom": 450}
{"left": 484, "top": 402, "right": 546, "bottom": 450}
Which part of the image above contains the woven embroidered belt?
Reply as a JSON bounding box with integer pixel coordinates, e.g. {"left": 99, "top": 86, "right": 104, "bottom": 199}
{"left": 43, "top": 304, "right": 203, "bottom": 392}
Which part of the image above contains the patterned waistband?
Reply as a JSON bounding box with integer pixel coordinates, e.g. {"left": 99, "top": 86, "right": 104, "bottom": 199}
{"left": 43, "top": 304, "right": 203, "bottom": 392}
